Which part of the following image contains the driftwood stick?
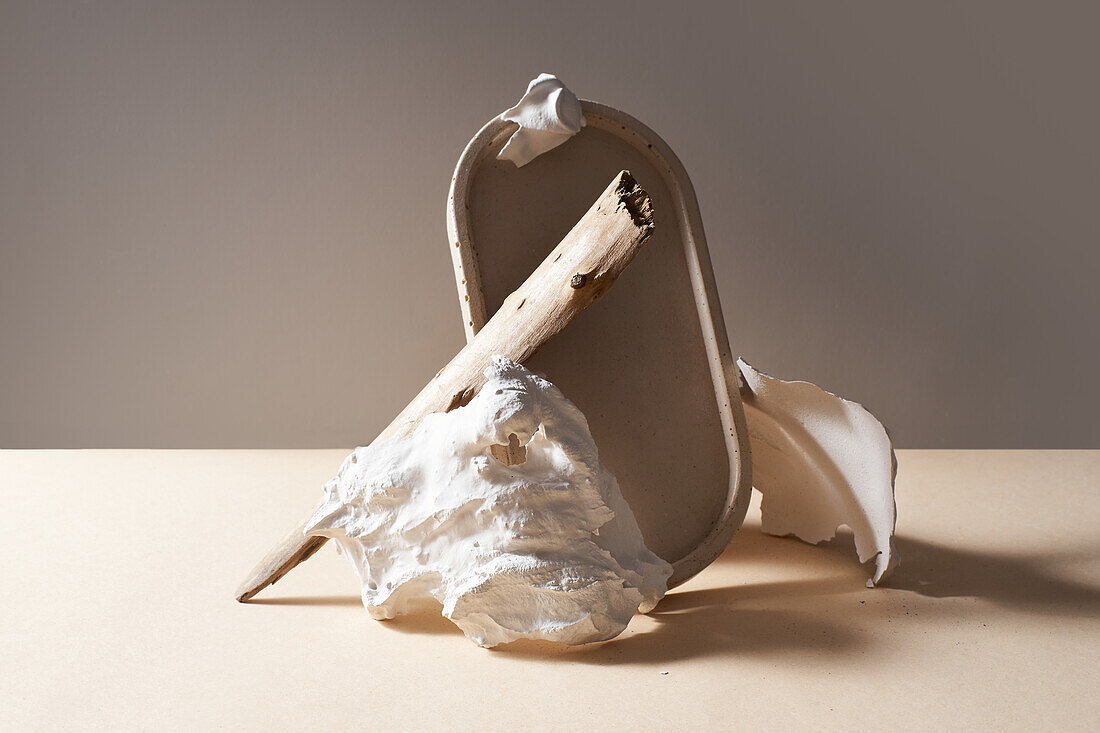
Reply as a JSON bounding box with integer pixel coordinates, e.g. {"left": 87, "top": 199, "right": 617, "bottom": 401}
{"left": 236, "top": 170, "right": 654, "bottom": 602}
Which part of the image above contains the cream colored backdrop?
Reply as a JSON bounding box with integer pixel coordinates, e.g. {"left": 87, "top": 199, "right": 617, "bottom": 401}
{"left": 2, "top": 1, "right": 1097, "bottom": 448}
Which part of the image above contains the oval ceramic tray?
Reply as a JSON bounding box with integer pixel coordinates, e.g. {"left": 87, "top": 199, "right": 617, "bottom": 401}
{"left": 446, "top": 101, "right": 752, "bottom": 588}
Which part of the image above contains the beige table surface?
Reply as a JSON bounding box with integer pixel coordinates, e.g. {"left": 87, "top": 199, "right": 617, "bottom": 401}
{"left": 2, "top": 450, "right": 1097, "bottom": 731}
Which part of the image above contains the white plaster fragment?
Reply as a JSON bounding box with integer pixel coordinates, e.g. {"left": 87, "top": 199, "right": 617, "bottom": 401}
{"left": 306, "top": 356, "right": 671, "bottom": 647}
{"left": 497, "top": 73, "right": 586, "bottom": 167}
{"left": 737, "top": 359, "right": 898, "bottom": 585}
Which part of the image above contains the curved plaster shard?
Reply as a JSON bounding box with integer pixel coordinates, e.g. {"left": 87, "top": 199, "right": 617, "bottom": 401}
{"left": 737, "top": 359, "right": 898, "bottom": 586}
{"left": 306, "top": 356, "right": 672, "bottom": 647}
{"left": 497, "top": 73, "right": 586, "bottom": 167}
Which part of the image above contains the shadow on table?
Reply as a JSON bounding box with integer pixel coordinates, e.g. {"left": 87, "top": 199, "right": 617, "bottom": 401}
{"left": 737, "top": 527, "right": 1100, "bottom": 617}
{"left": 502, "top": 530, "right": 1100, "bottom": 663}
{"left": 500, "top": 595, "right": 865, "bottom": 665}
{"left": 375, "top": 577, "right": 869, "bottom": 663}
{"left": 879, "top": 537, "right": 1100, "bottom": 617}
{"left": 248, "top": 526, "right": 1100, "bottom": 662}
{"left": 247, "top": 594, "right": 361, "bottom": 607}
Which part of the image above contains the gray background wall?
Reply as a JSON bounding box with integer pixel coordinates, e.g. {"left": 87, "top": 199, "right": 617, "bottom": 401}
{"left": 2, "top": 1, "right": 1097, "bottom": 449}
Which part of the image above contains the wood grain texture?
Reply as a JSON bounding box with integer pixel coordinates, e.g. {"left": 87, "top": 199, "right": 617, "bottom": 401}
{"left": 236, "top": 171, "right": 654, "bottom": 602}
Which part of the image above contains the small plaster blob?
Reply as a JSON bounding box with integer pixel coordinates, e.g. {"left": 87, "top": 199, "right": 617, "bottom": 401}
{"left": 306, "top": 357, "right": 672, "bottom": 647}
{"left": 738, "top": 359, "right": 898, "bottom": 586}
{"left": 497, "top": 73, "right": 586, "bottom": 167}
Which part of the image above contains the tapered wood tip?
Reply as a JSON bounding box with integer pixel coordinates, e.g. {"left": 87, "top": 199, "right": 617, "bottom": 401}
{"left": 235, "top": 531, "right": 328, "bottom": 603}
